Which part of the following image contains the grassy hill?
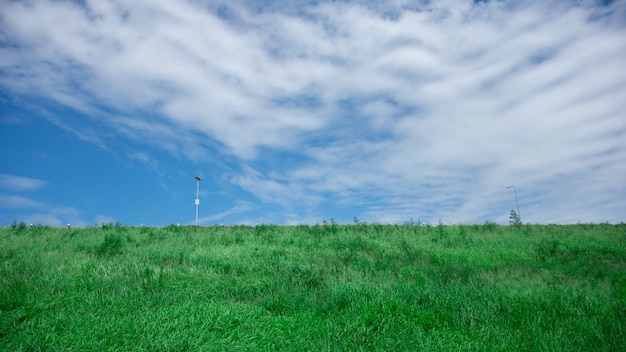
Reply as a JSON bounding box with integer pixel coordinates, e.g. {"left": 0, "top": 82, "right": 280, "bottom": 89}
{"left": 1, "top": 223, "right": 625, "bottom": 351}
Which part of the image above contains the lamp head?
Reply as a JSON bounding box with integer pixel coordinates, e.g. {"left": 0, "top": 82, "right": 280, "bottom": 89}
{"left": 195, "top": 176, "right": 202, "bottom": 181}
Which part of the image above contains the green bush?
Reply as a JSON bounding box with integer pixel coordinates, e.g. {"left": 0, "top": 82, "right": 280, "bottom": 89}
{"left": 509, "top": 209, "right": 522, "bottom": 227}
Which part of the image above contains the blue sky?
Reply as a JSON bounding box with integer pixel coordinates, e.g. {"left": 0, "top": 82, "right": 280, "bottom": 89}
{"left": 1, "top": 0, "right": 625, "bottom": 227}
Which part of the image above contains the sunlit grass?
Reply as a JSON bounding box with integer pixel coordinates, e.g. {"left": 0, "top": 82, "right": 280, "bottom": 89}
{"left": 1, "top": 223, "right": 625, "bottom": 350}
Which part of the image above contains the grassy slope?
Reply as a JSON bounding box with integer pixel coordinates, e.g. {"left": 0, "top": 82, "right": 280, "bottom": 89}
{"left": 1, "top": 223, "right": 625, "bottom": 351}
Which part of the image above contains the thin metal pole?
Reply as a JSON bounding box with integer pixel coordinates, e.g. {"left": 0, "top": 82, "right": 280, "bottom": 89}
{"left": 195, "top": 176, "right": 202, "bottom": 226}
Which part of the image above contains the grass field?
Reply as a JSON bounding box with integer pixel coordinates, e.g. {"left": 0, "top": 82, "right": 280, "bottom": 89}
{"left": 1, "top": 222, "right": 625, "bottom": 351}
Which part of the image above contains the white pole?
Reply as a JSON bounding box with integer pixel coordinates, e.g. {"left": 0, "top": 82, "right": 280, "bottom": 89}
{"left": 195, "top": 176, "right": 202, "bottom": 226}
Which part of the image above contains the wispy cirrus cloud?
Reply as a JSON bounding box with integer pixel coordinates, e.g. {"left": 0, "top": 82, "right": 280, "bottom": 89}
{"left": 1, "top": 0, "right": 625, "bottom": 224}
{"left": 197, "top": 200, "right": 255, "bottom": 224}
{"left": 0, "top": 195, "right": 44, "bottom": 209}
{"left": 0, "top": 173, "right": 94, "bottom": 226}
{"left": 0, "top": 174, "right": 47, "bottom": 192}
{"left": 19, "top": 207, "right": 89, "bottom": 228}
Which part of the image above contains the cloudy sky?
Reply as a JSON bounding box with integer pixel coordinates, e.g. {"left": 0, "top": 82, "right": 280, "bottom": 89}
{"left": 1, "top": 0, "right": 625, "bottom": 227}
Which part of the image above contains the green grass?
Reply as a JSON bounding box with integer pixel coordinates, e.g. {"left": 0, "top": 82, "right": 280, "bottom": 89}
{"left": 1, "top": 223, "right": 625, "bottom": 351}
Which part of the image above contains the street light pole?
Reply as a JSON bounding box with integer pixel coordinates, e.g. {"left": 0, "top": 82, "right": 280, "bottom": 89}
{"left": 506, "top": 185, "right": 521, "bottom": 222}
{"left": 195, "top": 176, "right": 202, "bottom": 226}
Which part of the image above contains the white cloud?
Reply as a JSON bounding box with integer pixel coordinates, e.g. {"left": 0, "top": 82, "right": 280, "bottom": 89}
{"left": 20, "top": 207, "right": 88, "bottom": 227}
{"left": 0, "top": 195, "right": 44, "bottom": 209}
{"left": 128, "top": 151, "right": 160, "bottom": 172}
{"left": 0, "top": 173, "right": 103, "bottom": 226}
{"left": 95, "top": 215, "right": 117, "bottom": 226}
{"left": 197, "top": 200, "right": 255, "bottom": 224}
{"left": 0, "top": 174, "right": 47, "bottom": 191}
{"left": 1, "top": 0, "right": 625, "bottom": 223}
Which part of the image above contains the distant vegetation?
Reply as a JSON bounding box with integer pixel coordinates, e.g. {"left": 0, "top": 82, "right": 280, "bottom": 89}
{"left": 1, "top": 223, "right": 625, "bottom": 351}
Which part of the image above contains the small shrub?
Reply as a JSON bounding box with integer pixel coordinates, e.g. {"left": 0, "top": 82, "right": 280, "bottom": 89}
{"left": 509, "top": 210, "right": 522, "bottom": 227}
